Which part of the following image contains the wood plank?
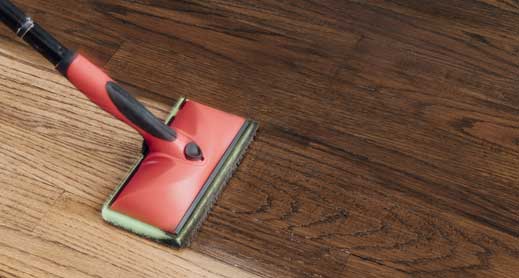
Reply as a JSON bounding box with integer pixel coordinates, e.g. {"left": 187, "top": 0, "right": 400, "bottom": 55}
{"left": 27, "top": 193, "right": 259, "bottom": 278}
{"left": 0, "top": 37, "right": 65, "bottom": 232}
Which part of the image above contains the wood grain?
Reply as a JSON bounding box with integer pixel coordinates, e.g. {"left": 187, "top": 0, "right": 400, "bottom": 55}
{"left": 0, "top": 35, "right": 259, "bottom": 278}
{"left": 1, "top": 0, "right": 519, "bottom": 277}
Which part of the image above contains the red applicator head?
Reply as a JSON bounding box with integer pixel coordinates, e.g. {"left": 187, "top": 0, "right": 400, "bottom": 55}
{"left": 105, "top": 98, "right": 256, "bottom": 247}
{"left": 110, "top": 100, "right": 246, "bottom": 231}
{"left": 66, "top": 55, "right": 257, "bottom": 247}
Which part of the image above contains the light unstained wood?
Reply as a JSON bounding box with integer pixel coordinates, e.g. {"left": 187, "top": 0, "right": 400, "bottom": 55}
{"left": 0, "top": 37, "right": 63, "bottom": 232}
{"left": 28, "top": 193, "right": 260, "bottom": 278}
{"left": 0, "top": 38, "right": 138, "bottom": 206}
{"left": 0, "top": 225, "right": 258, "bottom": 278}
{"left": 0, "top": 33, "right": 260, "bottom": 278}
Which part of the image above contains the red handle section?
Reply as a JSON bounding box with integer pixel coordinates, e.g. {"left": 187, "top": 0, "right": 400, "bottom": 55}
{"left": 67, "top": 55, "right": 120, "bottom": 117}
{"left": 65, "top": 54, "right": 173, "bottom": 144}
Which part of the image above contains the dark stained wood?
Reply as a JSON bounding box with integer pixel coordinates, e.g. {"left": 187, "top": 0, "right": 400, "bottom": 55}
{"left": 1, "top": 1, "right": 519, "bottom": 277}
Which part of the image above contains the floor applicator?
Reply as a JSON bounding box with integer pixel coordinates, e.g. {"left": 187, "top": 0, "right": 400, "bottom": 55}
{"left": 0, "top": 0, "right": 257, "bottom": 247}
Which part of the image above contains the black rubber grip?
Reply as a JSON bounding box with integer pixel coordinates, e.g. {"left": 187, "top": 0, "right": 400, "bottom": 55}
{"left": 106, "top": 81, "right": 176, "bottom": 141}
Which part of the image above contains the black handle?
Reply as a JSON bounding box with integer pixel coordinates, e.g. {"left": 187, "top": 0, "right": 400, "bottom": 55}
{"left": 0, "top": 0, "right": 70, "bottom": 66}
{"left": 0, "top": 0, "right": 24, "bottom": 33}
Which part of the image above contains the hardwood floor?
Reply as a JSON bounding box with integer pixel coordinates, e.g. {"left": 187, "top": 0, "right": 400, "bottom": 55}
{"left": 1, "top": 1, "right": 519, "bottom": 277}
